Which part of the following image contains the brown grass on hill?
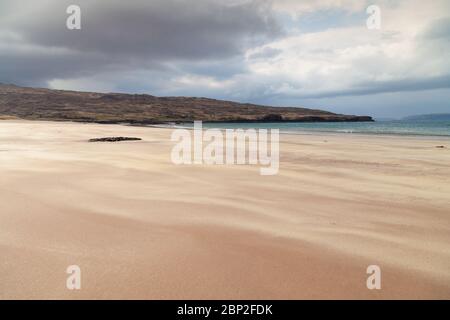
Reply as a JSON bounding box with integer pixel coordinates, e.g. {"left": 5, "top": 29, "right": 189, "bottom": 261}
{"left": 0, "top": 84, "right": 373, "bottom": 124}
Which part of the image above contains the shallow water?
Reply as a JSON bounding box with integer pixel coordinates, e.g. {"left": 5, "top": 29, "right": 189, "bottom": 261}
{"left": 186, "top": 120, "right": 450, "bottom": 137}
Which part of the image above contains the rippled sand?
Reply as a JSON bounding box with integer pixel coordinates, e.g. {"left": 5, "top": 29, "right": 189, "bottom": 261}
{"left": 1, "top": 120, "right": 449, "bottom": 299}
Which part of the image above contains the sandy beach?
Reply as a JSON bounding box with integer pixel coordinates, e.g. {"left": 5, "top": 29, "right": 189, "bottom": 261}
{"left": 0, "top": 120, "right": 449, "bottom": 299}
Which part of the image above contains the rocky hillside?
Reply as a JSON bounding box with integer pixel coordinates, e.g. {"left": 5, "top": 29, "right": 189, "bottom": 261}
{"left": 0, "top": 84, "right": 373, "bottom": 124}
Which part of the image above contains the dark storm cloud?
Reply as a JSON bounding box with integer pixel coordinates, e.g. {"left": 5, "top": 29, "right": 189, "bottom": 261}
{"left": 0, "top": 0, "right": 281, "bottom": 84}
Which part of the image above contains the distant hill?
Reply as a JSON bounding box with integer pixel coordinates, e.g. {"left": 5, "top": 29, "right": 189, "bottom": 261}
{"left": 404, "top": 114, "right": 450, "bottom": 121}
{"left": 0, "top": 84, "right": 373, "bottom": 124}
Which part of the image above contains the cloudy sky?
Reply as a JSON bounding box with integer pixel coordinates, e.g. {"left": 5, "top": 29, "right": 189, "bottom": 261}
{"left": 1, "top": 0, "right": 449, "bottom": 118}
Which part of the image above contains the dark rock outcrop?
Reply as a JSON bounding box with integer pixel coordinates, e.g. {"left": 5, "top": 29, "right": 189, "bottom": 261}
{"left": 89, "top": 137, "right": 142, "bottom": 142}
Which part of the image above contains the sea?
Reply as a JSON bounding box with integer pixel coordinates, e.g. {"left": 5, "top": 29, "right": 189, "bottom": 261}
{"left": 181, "top": 119, "right": 450, "bottom": 138}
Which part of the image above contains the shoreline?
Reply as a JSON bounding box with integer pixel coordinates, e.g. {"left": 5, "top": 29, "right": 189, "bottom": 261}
{"left": 3, "top": 119, "right": 450, "bottom": 140}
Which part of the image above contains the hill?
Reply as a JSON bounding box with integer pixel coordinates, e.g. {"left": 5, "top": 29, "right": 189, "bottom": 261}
{"left": 403, "top": 114, "right": 450, "bottom": 121}
{"left": 0, "top": 84, "right": 373, "bottom": 124}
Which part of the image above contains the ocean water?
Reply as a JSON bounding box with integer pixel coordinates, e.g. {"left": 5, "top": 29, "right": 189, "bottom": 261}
{"left": 187, "top": 120, "right": 450, "bottom": 137}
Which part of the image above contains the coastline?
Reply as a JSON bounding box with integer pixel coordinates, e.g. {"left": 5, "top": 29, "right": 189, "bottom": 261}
{"left": 4, "top": 118, "right": 449, "bottom": 139}
{"left": 0, "top": 120, "right": 449, "bottom": 299}
{"left": 146, "top": 122, "right": 450, "bottom": 139}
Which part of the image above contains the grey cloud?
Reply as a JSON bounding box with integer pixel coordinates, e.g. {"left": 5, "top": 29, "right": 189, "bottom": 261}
{"left": 0, "top": 0, "right": 281, "bottom": 85}
{"left": 16, "top": 0, "right": 281, "bottom": 60}
{"left": 177, "top": 58, "right": 248, "bottom": 80}
{"left": 248, "top": 47, "right": 282, "bottom": 59}
{"left": 265, "top": 75, "right": 450, "bottom": 100}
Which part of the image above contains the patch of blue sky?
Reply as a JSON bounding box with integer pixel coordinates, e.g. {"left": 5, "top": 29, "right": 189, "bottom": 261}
{"left": 279, "top": 8, "right": 368, "bottom": 34}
